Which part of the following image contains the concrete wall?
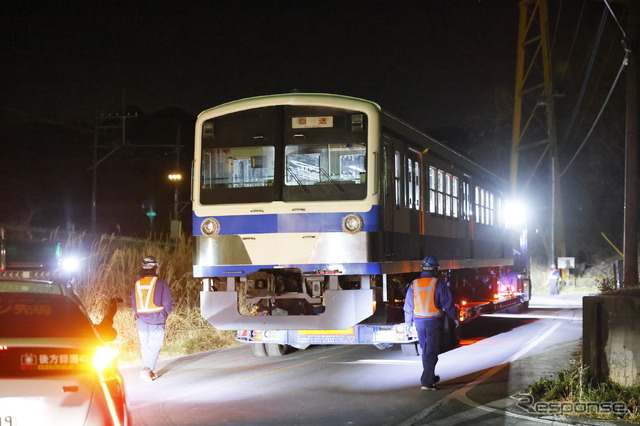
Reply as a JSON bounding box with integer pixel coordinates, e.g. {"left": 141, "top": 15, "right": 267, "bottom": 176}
{"left": 583, "top": 295, "right": 640, "bottom": 387}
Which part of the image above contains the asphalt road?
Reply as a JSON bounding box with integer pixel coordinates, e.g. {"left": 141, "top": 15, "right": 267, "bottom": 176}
{"left": 120, "top": 296, "right": 585, "bottom": 426}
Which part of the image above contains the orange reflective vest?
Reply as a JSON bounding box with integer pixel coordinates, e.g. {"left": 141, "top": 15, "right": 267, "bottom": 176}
{"left": 411, "top": 277, "right": 442, "bottom": 318}
{"left": 134, "top": 276, "right": 164, "bottom": 314}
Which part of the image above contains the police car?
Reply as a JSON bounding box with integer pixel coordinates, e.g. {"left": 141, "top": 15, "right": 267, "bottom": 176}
{"left": 0, "top": 276, "right": 132, "bottom": 426}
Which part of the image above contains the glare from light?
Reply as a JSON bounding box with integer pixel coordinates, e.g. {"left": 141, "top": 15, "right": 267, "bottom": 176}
{"left": 61, "top": 256, "right": 81, "bottom": 272}
{"left": 504, "top": 200, "right": 528, "bottom": 228}
{"left": 92, "top": 346, "right": 119, "bottom": 372}
{"left": 168, "top": 173, "right": 183, "bottom": 181}
{"left": 94, "top": 347, "right": 123, "bottom": 426}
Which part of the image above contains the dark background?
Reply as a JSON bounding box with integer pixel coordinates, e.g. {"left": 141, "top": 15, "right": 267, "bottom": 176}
{"left": 0, "top": 1, "right": 631, "bottom": 265}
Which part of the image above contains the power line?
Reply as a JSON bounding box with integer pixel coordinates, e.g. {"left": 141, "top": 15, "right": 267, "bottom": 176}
{"left": 561, "top": 50, "right": 628, "bottom": 177}
{"left": 603, "top": 0, "right": 627, "bottom": 39}
{"left": 561, "top": 7, "right": 608, "bottom": 145}
{"left": 0, "top": 105, "right": 90, "bottom": 133}
{"left": 566, "top": 0, "right": 586, "bottom": 73}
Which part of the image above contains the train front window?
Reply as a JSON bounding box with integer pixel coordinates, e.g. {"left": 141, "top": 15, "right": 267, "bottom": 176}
{"left": 199, "top": 105, "right": 368, "bottom": 204}
{"left": 202, "top": 147, "right": 275, "bottom": 189}
{"left": 285, "top": 144, "right": 365, "bottom": 186}
{"left": 283, "top": 107, "right": 368, "bottom": 201}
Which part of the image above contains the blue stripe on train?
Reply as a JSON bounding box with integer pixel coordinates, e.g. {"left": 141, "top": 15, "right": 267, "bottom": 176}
{"left": 193, "top": 206, "right": 380, "bottom": 236}
{"left": 193, "top": 262, "right": 383, "bottom": 277}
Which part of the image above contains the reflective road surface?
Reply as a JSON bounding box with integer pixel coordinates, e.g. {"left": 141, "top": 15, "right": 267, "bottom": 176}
{"left": 121, "top": 294, "right": 586, "bottom": 426}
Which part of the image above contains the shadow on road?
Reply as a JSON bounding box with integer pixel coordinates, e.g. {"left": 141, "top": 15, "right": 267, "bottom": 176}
{"left": 457, "top": 315, "right": 537, "bottom": 347}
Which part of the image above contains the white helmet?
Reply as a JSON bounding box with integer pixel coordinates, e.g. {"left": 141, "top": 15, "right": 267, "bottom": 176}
{"left": 142, "top": 255, "right": 159, "bottom": 270}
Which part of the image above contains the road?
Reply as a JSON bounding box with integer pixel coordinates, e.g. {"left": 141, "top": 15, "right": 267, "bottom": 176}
{"left": 120, "top": 295, "right": 584, "bottom": 425}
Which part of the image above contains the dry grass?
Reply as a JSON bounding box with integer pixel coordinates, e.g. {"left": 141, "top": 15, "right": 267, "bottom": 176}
{"left": 530, "top": 259, "right": 602, "bottom": 295}
{"left": 71, "top": 234, "right": 237, "bottom": 364}
{"left": 528, "top": 356, "right": 640, "bottom": 423}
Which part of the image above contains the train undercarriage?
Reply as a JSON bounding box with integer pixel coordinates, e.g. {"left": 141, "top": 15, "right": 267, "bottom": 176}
{"left": 201, "top": 265, "right": 530, "bottom": 357}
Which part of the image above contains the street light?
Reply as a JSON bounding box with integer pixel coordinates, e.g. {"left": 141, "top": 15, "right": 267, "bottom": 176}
{"left": 168, "top": 173, "right": 183, "bottom": 238}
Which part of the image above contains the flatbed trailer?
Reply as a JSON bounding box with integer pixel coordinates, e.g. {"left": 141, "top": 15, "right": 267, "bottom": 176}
{"left": 237, "top": 290, "right": 528, "bottom": 357}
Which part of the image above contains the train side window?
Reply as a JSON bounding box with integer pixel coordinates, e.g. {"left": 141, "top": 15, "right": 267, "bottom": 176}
{"left": 437, "top": 170, "right": 444, "bottom": 215}
{"left": 394, "top": 151, "right": 401, "bottom": 207}
{"left": 474, "top": 186, "right": 496, "bottom": 225}
{"left": 489, "top": 192, "right": 495, "bottom": 225}
{"left": 414, "top": 162, "right": 420, "bottom": 210}
{"left": 429, "top": 166, "right": 436, "bottom": 213}
{"left": 475, "top": 186, "right": 482, "bottom": 224}
{"left": 462, "top": 181, "right": 470, "bottom": 220}
{"left": 452, "top": 176, "right": 459, "bottom": 218}
{"left": 406, "top": 157, "right": 412, "bottom": 208}
{"left": 444, "top": 174, "right": 452, "bottom": 216}
{"left": 429, "top": 165, "right": 459, "bottom": 218}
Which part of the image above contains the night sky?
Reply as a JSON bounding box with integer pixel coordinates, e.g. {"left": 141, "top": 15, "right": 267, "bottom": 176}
{"left": 2, "top": 1, "right": 519, "bottom": 126}
{"left": 0, "top": 1, "right": 631, "bottom": 259}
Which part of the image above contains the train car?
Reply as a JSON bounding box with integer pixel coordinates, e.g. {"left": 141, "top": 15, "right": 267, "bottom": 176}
{"left": 191, "top": 93, "right": 530, "bottom": 356}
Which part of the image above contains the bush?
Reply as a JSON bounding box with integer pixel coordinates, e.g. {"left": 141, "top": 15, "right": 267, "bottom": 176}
{"left": 72, "top": 234, "right": 236, "bottom": 363}
{"left": 527, "top": 360, "right": 640, "bottom": 422}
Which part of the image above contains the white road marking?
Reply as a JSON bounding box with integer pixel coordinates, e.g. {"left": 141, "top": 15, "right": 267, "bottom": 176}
{"left": 395, "top": 319, "right": 572, "bottom": 426}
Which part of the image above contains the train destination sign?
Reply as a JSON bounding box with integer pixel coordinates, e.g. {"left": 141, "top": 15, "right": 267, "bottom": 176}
{"left": 292, "top": 116, "right": 334, "bottom": 129}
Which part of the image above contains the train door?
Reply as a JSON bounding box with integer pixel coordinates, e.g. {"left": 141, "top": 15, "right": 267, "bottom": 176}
{"left": 461, "top": 173, "right": 474, "bottom": 257}
{"left": 407, "top": 148, "right": 422, "bottom": 258}
{"left": 390, "top": 137, "right": 410, "bottom": 260}
{"left": 382, "top": 137, "right": 394, "bottom": 259}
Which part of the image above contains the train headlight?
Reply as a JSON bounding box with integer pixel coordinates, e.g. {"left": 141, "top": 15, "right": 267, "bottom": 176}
{"left": 201, "top": 217, "right": 221, "bottom": 237}
{"left": 342, "top": 214, "right": 363, "bottom": 234}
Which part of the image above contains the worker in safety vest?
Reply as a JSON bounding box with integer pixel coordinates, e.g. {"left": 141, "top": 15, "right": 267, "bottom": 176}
{"left": 131, "top": 255, "right": 173, "bottom": 382}
{"left": 404, "top": 256, "right": 458, "bottom": 391}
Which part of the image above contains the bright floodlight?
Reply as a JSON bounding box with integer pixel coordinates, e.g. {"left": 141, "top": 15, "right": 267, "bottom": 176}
{"left": 61, "top": 256, "right": 81, "bottom": 272}
{"left": 504, "top": 200, "right": 528, "bottom": 228}
{"left": 168, "top": 173, "right": 182, "bottom": 181}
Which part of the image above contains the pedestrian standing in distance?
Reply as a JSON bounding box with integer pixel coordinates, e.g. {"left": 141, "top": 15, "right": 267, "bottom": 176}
{"left": 548, "top": 264, "right": 560, "bottom": 295}
{"left": 404, "top": 256, "right": 459, "bottom": 391}
{"left": 132, "top": 255, "right": 173, "bottom": 382}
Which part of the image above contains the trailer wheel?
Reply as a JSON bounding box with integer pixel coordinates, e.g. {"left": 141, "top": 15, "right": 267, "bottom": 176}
{"left": 441, "top": 317, "right": 460, "bottom": 351}
{"left": 401, "top": 342, "right": 420, "bottom": 356}
{"left": 266, "top": 343, "right": 289, "bottom": 357}
{"left": 251, "top": 343, "right": 268, "bottom": 357}
{"left": 374, "top": 343, "right": 394, "bottom": 350}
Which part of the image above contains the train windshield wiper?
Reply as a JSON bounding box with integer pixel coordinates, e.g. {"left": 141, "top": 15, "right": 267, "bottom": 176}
{"left": 286, "top": 167, "right": 310, "bottom": 193}
{"left": 319, "top": 167, "right": 344, "bottom": 192}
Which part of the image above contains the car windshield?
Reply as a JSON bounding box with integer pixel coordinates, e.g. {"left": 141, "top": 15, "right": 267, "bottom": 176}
{"left": 0, "top": 280, "right": 62, "bottom": 295}
{"left": 0, "top": 293, "right": 98, "bottom": 339}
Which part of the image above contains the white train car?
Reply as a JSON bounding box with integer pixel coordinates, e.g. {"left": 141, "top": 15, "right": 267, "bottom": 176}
{"left": 192, "top": 93, "right": 529, "bottom": 355}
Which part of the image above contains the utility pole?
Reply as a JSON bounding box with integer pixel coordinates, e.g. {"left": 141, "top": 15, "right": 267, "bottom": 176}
{"left": 89, "top": 94, "right": 184, "bottom": 234}
{"left": 511, "top": 0, "right": 566, "bottom": 267}
{"left": 169, "top": 125, "right": 183, "bottom": 239}
{"left": 90, "top": 111, "right": 138, "bottom": 233}
{"left": 623, "top": 0, "right": 638, "bottom": 288}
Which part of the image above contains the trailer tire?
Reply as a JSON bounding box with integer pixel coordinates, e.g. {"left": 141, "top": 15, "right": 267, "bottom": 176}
{"left": 251, "top": 343, "right": 268, "bottom": 357}
{"left": 266, "top": 343, "right": 289, "bottom": 357}
{"left": 401, "top": 342, "right": 420, "bottom": 356}
{"left": 441, "top": 317, "right": 460, "bottom": 352}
